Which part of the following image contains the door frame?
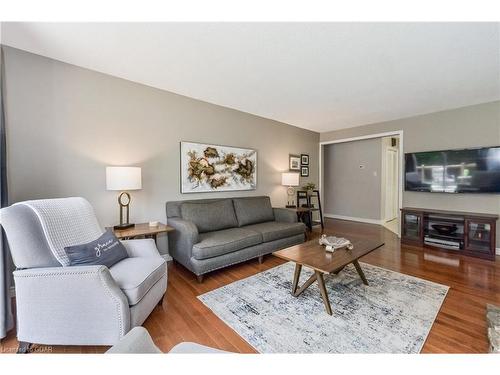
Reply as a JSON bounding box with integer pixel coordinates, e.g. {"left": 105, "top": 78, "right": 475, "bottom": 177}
{"left": 319, "top": 130, "right": 404, "bottom": 237}
{"left": 383, "top": 145, "right": 399, "bottom": 222}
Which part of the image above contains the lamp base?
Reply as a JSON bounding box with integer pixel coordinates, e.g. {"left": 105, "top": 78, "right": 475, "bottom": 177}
{"left": 113, "top": 223, "right": 135, "bottom": 230}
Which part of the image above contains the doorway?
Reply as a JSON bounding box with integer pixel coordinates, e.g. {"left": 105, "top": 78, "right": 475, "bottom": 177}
{"left": 319, "top": 130, "right": 403, "bottom": 237}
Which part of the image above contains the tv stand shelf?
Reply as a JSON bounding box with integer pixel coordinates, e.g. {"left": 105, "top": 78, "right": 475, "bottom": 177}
{"left": 401, "top": 207, "right": 498, "bottom": 260}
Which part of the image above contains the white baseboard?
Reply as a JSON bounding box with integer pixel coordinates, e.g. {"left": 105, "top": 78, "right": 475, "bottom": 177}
{"left": 324, "top": 213, "right": 383, "bottom": 226}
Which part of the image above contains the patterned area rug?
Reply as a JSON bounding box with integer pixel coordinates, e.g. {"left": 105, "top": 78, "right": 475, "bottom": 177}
{"left": 198, "top": 262, "right": 448, "bottom": 353}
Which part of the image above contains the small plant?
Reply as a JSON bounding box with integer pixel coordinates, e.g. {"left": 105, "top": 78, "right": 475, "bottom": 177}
{"left": 302, "top": 182, "right": 316, "bottom": 192}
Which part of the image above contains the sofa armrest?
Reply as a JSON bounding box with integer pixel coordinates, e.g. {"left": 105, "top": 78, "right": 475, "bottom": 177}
{"left": 273, "top": 208, "right": 298, "bottom": 223}
{"left": 121, "top": 239, "right": 161, "bottom": 258}
{"left": 167, "top": 217, "right": 199, "bottom": 265}
{"left": 13, "top": 265, "right": 130, "bottom": 345}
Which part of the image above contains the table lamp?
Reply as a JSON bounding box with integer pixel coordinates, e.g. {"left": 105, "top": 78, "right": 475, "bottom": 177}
{"left": 282, "top": 172, "right": 300, "bottom": 208}
{"left": 106, "top": 166, "right": 142, "bottom": 230}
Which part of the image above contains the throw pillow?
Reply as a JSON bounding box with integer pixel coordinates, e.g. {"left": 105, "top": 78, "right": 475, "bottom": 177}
{"left": 64, "top": 230, "right": 128, "bottom": 268}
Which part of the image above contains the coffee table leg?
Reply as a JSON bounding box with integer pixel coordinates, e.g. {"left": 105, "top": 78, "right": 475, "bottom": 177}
{"left": 292, "top": 264, "right": 302, "bottom": 295}
{"left": 294, "top": 272, "right": 317, "bottom": 297}
{"left": 353, "top": 260, "right": 369, "bottom": 285}
{"left": 332, "top": 265, "right": 346, "bottom": 275}
{"left": 315, "top": 271, "right": 332, "bottom": 315}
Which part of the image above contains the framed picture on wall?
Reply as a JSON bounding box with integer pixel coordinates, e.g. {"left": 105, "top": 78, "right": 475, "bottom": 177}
{"left": 301, "top": 154, "right": 309, "bottom": 166}
{"left": 180, "top": 141, "right": 257, "bottom": 193}
{"left": 289, "top": 154, "right": 301, "bottom": 171}
{"left": 301, "top": 166, "right": 309, "bottom": 177}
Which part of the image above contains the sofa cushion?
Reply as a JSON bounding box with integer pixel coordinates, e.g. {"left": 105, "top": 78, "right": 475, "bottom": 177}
{"left": 109, "top": 257, "right": 166, "bottom": 306}
{"left": 180, "top": 200, "right": 238, "bottom": 233}
{"left": 192, "top": 228, "right": 263, "bottom": 260}
{"left": 243, "top": 221, "right": 306, "bottom": 242}
{"left": 232, "top": 197, "right": 274, "bottom": 227}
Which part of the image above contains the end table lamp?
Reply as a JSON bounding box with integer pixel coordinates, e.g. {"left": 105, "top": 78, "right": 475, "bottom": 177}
{"left": 106, "top": 166, "right": 142, "bottom": 230}
{"left": 282, "top": 172, "right": 300, "bottom": 208}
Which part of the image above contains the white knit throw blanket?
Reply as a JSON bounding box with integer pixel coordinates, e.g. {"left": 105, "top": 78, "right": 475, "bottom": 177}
{"left": 16, "top": 197, "right": 103, "bottom": 266}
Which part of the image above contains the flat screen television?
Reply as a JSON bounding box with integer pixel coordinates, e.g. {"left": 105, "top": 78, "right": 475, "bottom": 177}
{"left": 405, "top": 146, "right": 500, "bottom": 193}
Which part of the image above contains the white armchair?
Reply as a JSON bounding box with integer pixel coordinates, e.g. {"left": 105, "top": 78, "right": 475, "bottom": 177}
{"left": 106, "top": 326, "right": 228, "bottom": 354}
{"left": 0, "top": 197, "right": 167, "bottom": 351}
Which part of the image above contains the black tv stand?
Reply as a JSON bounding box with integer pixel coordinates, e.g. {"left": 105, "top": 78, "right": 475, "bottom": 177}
{"left": 401, "top": 207, "right": 498, "bottom": 260}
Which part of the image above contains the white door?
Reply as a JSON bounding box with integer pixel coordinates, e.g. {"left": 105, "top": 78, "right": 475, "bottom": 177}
{"left": 385, "top": 147, "right": 399, "bottom": 221}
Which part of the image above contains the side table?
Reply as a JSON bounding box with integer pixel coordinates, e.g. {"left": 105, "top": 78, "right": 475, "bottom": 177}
{"left": 109, "top": 222, "right": 175, "bottom": 244}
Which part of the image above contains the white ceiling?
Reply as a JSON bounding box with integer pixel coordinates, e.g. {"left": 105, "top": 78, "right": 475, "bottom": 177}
{"left": 2, "top": 22, "right": 499, "bottom": 133}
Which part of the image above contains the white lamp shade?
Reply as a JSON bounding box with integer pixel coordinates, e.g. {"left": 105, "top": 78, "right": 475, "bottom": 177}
{"left": 106, "top": 167, "right": 142, "bottom": 191}
{"left": 281, "top": 172, "right": 300, "bottom": 186}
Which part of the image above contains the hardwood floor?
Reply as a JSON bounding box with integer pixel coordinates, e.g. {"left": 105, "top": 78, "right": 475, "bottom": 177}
{"left": 1, "top": 218, "right": 499, "bottom": 353}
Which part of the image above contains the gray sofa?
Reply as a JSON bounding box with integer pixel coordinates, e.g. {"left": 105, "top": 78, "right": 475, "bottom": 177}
{"left": 166, "top": 196, "right": 305, "bottom": 281}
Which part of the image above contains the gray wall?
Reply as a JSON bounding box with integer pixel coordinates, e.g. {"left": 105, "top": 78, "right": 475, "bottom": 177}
{"left": 321, "top": 101, "right": 500, "bottom": 247}
{"left": 3, "top": 46, "right": 319, "bottom": 255}
{"left": 323, "top": 138, "right": 382, "bottom": 220}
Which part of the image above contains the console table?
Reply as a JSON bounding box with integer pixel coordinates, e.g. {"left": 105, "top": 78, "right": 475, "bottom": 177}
{"left": 296, "top": 189, "right": 324, "bottom": 230}
{"left": 401, "top": 207, "right": 498, "bottom": 260}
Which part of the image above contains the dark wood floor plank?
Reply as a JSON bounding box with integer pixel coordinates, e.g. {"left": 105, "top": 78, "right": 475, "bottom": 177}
{"left": 1, "top": 218, "right": 498, "bottom": 353}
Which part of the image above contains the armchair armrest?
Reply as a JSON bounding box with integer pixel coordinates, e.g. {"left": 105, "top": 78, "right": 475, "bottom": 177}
{"left": 121, "top": 238, "right": 161, "bottom": 258}
{"left": 167, "top": 217, "right": 199, "bottom": 266}
{"left": 13, "top": 265, "right": 130, "bottom": 345}
{"left": 273, "top": 208, "right": 298, "bottom": 223}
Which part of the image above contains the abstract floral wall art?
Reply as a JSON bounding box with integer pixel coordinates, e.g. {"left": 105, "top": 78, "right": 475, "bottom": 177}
{"left": 180, "top": 142, "right": 257, "bottom": 193}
